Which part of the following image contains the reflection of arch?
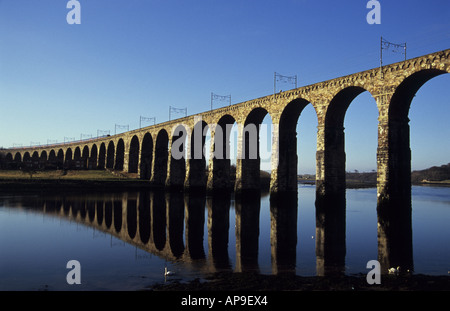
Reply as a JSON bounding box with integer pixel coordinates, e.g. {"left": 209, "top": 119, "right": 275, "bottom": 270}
{"left": 166, "top": 192, "right": 185, "bottom": 258}
{"left": 206, "top": 195, "right": 231, "bottom": 269}
{"left": 185, "top": 194, "right": 206, "bottom": 260}
{"left": 138, "top": 191, "right": 151, "bottom": 244}
{"left": 96, "top": 200, "right": 103, "bottom": 226}
{"left": 128, "top": 136, "right": 140, "bottom": 174}
{"left": 140, "top": 133, "right": 153, "bottom": 180}
{"left": 127, "top": 198, "right": 137, "bottom": 239}
{"left": 106, "top": 141, "right": 115, "bottom": 169}
{"left": 104, "top": 200, "right": 113, "bottom": 229}
{"left": 115, "top": 139, "right": 125, "bottom": 171}
{"left": 87, "top": 200, "right": 95, "bottom": 223}
{"left": 151, "top": 191, "right": 166, "bottom": 250}
{"left": 152, "top": 130, "right": 169, "bottom": 186}
{"left": 113, "top": 200, "right": 122, "bottom": 233}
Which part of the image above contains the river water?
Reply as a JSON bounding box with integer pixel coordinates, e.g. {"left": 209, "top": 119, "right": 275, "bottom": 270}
{"left": 0, "top": 184, "right": 449, "bottom": 291}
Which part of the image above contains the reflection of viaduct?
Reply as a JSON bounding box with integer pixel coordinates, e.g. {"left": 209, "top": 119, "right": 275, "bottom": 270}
{"left": 1, "top": 49, "right": 449, "bottom": 273}
{"left": 1, "top": 190, "right": 411, "bottom": 275}
{"left": 2, "top": 191, "right": 297, "bottom": 274}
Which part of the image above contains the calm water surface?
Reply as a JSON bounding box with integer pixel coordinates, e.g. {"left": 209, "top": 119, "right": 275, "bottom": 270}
{"left": 0, "top": 185, "right": 449, "bottom": 291}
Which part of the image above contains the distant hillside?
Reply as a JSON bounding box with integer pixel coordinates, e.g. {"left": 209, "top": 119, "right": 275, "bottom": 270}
{"left": 411, "top": 163, "right": 450, "bottom": 184}
{"left": 298, "top": 163, "right": 450, "bottom": 187}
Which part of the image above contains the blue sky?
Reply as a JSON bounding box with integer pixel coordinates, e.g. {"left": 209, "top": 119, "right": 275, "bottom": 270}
{"left": 0, "top": 0, "right": 449, "bottom": 173}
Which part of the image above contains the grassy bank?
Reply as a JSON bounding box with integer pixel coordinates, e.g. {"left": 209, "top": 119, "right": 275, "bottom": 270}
{"left": 0, "top": 170, "right": 150, "bottom": 193}
{"left": 0, "top": 169, "right": 135, "bottom": 180}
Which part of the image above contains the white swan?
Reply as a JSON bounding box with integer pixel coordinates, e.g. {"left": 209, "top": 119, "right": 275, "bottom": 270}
{"left": 164, "top": 266, "right": 174, "bottom": 276}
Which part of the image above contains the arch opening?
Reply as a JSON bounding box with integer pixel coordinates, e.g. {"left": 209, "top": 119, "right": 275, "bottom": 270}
{"left": 207, "top": 114, "right": 237, "bottom": 193}
{"left": 167, "top": 125, "right": 187, "bottom": 189}
{"left": 106, "top": 141, "right": 115, "bottom": 169}
{"left": 128, "top": 136, "right": 140, "bottom": 174}
{"left": 115, "top": 139, "right": 125, "bottom": 171}
{"left": 140, "top": 133, "right": 153, "bottom": 180}
{"left": 98, "top": 143, "right": 106, "bottom": 169}
{"left": 152, "top": 130, "right": 169, "bottom": 187}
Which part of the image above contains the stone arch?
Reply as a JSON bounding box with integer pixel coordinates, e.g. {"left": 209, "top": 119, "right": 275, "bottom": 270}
{"left": 82, "top": 146, "right": 89, "bottom": 169}
{"left": 167, "top": 124, "right": 188, "bottom": 189}
{"left": 115, "top": 139, "right": 125, "bottom": 171}
{"left": 235, "top": 107, "right": 272, "bottom": 194}
{"left": 272, "top": 98, "right": 316, "bottom": 193}
{"left": 32, "top": 151, "right": 39, "bottom": 169}
{"left": 379, "top": 68, "right": 449, "bottom": 203}
{"left": 40, "top": 150, "right": 48, "bottom": 169}
{"left": 14, "top": 152, "right": 22, "bottom": 169}
{"left": 128, "top": 135, "right": 140, "bottom": 174}
{"left": 23, "top": 152, "right": 31, "bottom": 168}
{"left": 375, "top": 69, "right": 449, "bottom": 272}
{"left": 89, "top": 144, "right": 98, "bottom": 169}
{"left": 140, "top": 132, "right": 153, "bottom": 180}
{"left": 207, "top": 114, "right": 237, "bottom": 192}
{"left": 320, "top": 86, "right": 372, "bottom": 194}
{"left": 389, "top": 69, "right": 448, "bottom": 122}
{"left": 48, "top": 150, "right": 57, "bottom": 169}
{"left": 74, "top": 147, "right": 81, "bottom": 169}
{"left": 57, "top": 149, "right": 64, "bottom": 169}
{"left": 65, "top": 148, "right": 73, "bottom": 169}
{"left": 152, "top": 129, "right": 169, "bottom": 186}
{"left": 185, "top": 120, "right": 209, "bottom": 190}
{"left": 3, "top": 153, "right": 13, "bottom": 169}
{"left": 106, "top": 141, "right": 115, "bottom": 169}
{"left": 98, "top": 142, "right": 106, "bottom": 169}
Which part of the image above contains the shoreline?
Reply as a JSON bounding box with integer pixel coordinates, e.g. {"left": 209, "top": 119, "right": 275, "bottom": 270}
{"left": 0, "top": 178, "right": 448, "bottom": 193}
{"left": 147, "top": 270, "right": 450, "bottom": 291}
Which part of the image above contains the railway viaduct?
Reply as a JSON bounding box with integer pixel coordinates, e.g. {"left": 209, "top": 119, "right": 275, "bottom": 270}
{"left": 2, "top": 49, "right": 448, "bottom": 198}
{"left": 2, "top": 49, "right": 449, "bottom": 273}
